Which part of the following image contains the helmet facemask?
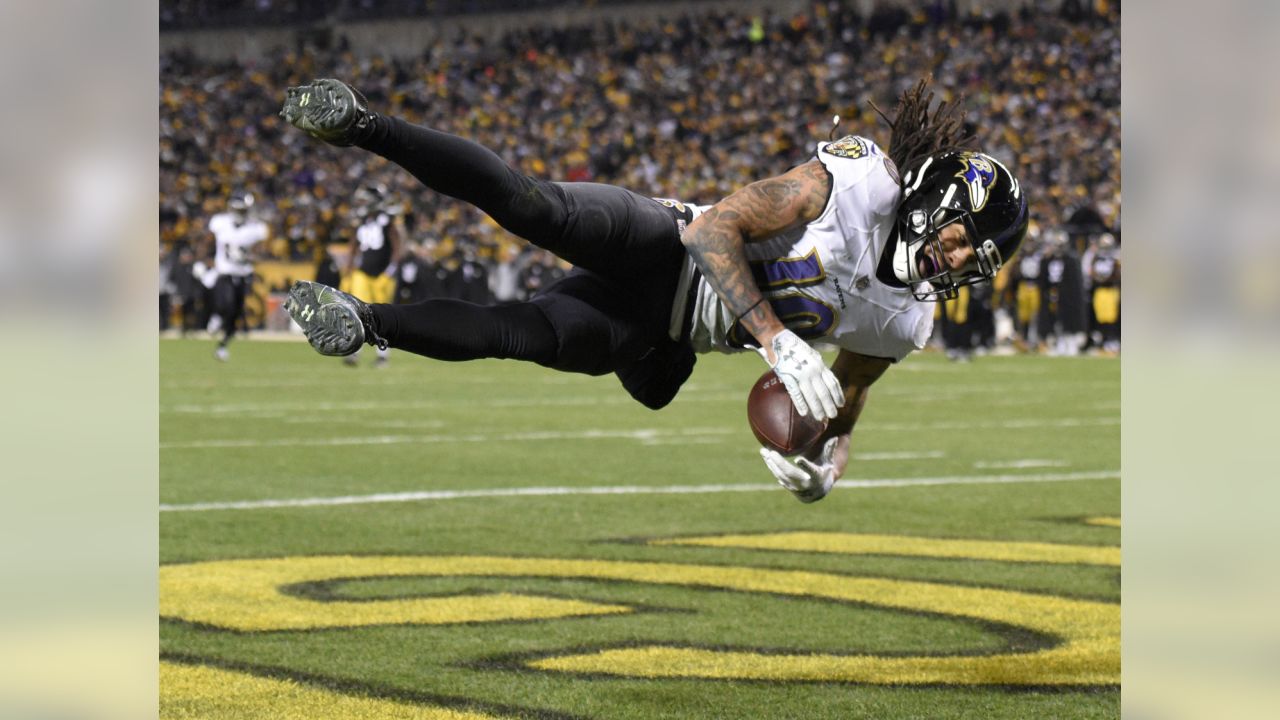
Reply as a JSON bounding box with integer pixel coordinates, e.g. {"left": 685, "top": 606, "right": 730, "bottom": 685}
{"left": 892, "top": 204, "right": 1004, "bottom": 301}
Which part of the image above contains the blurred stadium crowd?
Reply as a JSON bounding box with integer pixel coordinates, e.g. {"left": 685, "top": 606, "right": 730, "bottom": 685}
{"left": 159, "top": 0, "right": 1120, "bottom": 356}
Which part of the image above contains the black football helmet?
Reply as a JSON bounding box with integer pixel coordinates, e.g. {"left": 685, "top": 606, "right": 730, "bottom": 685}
{"left": 354, "top": 183, "right": 392, "bottom": 219}
{"left": 877, "top": 151, "right": 1028, "bottom": 300}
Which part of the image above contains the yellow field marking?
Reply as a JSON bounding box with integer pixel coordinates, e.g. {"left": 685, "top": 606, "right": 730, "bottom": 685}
{"left": 531, "top": 639, "right": 1117, "bottom": 685}
{"left": 160, "top": 556, "right": 633, "bottom": 631}
{"left": 162, "top": 555, "right": 1118, "bottom": 685}
{"left": 160, "top": 661, "right": 499, "bottom": 719}
{"left": 1084, "top": 516, "right": 1121, "bottom": 528}
{"left": 652, "top": 532, "right": 1120, "bottom": 566}
{"left": 525, "top": 560, "right": 1118, "bottom": 685}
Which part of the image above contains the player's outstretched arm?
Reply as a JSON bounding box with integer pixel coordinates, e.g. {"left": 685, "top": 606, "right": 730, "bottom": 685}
{"left": 808, "top": 350, "right": 892, "bottom": 470}
{"left": 681, "top": 160, "right": 843, "bottom": 420}
{"left": 765, "top": 350, "right": 891, "bottom": 502}
{"left": 681, "top": 161, "right": 830, "bottom": 353}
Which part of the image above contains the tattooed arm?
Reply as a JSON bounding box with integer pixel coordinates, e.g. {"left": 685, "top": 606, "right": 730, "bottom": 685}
{"left": 680, "top": 160, "right": 832, "bottom": 362}
{"left": 681, "top": 159, "right": 843, "bottom": 421}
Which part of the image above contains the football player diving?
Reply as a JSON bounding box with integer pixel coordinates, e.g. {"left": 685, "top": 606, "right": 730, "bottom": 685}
{"left": 279, "top": 77, "right": 1028, "bottom": 503}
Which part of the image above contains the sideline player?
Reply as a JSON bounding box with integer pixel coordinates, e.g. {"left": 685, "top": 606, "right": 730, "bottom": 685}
{"left": 208, "top": 192, "right": 268, "bottom": 361}
{"left": 341, "top": 184, "right": 402, "bottom": 367}
{"left": 279, "top": 78, "right": 1027, "bottom": 502}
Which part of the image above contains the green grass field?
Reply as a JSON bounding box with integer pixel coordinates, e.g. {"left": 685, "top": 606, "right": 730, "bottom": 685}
{"left": 160, "top": 337, "right": 1119, "bottom": 719}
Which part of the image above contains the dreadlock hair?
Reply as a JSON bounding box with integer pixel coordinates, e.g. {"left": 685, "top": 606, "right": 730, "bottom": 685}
{"left": 870, "top": 77, "right": 977, "bottom": 184}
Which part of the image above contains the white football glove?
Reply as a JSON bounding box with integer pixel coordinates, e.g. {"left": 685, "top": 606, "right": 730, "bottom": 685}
{"left": 761, "top": 437, "right": 841, "bottom": 504}
{"left": 763, "top": 330, "right": 844, "bottom": 422}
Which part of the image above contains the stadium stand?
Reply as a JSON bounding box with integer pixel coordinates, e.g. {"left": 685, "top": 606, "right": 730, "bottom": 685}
{"left": 160, "top": 0, "right": 1119, "bottom": 351}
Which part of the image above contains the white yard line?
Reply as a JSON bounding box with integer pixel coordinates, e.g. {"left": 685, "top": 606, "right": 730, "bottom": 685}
{"left": 161, "top": 418, "right": 1116, "bottom": 450}
{"left": 159, "top": 469, "right": 1119, "bottom": 513}
{"left": 973, "top": 459, "right": 1070, "bottom": 469}
{"left": 858, "top": 451, "right": 946, "bottom": 460}
{"left": 161, "top": 427, "right": 734, "bottom": 449}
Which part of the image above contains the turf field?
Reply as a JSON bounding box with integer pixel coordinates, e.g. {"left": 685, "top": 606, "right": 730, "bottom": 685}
{"left": 160, "top": 337, "right": 1120, "bottom": 719}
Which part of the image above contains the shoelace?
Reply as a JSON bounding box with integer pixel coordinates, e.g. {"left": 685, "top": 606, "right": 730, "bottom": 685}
{"left": 357, "top": 306, "right": 389, "bottom": 350}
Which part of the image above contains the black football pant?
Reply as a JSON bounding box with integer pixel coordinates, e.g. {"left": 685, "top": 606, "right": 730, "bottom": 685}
{"left": 355, "top": 117, "right": 696, "bottom": 408}
{"left": 213, "top": 274, "right": 250, "bottom": 345}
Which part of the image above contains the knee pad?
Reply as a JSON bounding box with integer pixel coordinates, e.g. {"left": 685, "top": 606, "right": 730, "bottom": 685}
{"left": 614, "top": 341, "right": 697, "bottom": 410}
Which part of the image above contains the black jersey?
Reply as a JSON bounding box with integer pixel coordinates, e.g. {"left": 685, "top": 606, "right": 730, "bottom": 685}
{"left": 355, "top": 214, "right": 394, "bottom": 276}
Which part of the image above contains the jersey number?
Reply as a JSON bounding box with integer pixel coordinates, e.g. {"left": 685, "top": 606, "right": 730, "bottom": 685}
{"left": 221, "top": 242, "right": 248, "bottom": 264}
{"left": 727, "top": 250, "right": 838, "bottom": 348}
{"left": 357, "top": 223, "right": 385, "bottom": 251}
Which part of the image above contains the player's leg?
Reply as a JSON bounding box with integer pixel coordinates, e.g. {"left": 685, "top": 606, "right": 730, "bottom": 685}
{"left": 220, "top": 277, "right": 250, "bottom": 358}
{"left": 357, "top": 118, "right": 680, "bottom": 277}
{"left": 371, "top": 271, "right": 648, "bottom": 375}
{"left": 281, "top": 80, "right": 681, "bottom": 279}
{"left": 211, "top": 276, "right": 235, "bottom": 360}
{"left": 370, "top": 298, "right": 559, "bottom": 368}
{"left": 286, "top": 279, "right": 559, "bottom": 364}
{"left": 288, "top": 271, "right": 646, "bottom": 371}
{"left": 286, "top": 270, "right": 693, "bottom": 407}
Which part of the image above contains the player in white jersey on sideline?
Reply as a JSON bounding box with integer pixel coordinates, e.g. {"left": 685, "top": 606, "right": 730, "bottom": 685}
{"left": 278, "top": 78, "right": 1027, "bottom": 503}
{"left": 207, "top": 192, "right": 269, "bottom": 361}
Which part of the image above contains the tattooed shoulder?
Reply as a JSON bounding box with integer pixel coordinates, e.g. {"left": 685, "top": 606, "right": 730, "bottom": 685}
{"left": 793, "top": 160, "right": 834, "bottom": 218}
{"left": 727, "top": 160, "right": 833, "bottom": 242}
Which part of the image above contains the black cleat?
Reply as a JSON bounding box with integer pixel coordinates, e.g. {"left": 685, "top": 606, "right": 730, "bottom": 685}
{"left": 284, "top": 281, "right": 387, "bottom": 357}
{"left": 279, "top": 78, "right": 377, "bottom": 147}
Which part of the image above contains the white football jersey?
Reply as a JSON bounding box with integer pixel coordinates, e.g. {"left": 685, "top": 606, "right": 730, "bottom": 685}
{"left": 672, "top": 135, "right": 933, "bottom": 362}
{"left": 209, "top": 212, "right": 268, "bottom": 277}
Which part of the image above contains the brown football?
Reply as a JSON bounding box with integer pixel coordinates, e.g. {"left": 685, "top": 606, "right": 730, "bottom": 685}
{"left": 747, "top": 370, "right": 828, "bottom": 455}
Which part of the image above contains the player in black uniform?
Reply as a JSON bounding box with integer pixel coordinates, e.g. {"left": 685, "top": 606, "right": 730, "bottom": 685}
{"left": 1038, "top": 231, "right": 1087, "bottom": 356}
{"left": 343, "top": 185, "right": 401, "bottom": 367}
{"left": 1086, "top": 233, "right": 1121, "bottom": 353}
